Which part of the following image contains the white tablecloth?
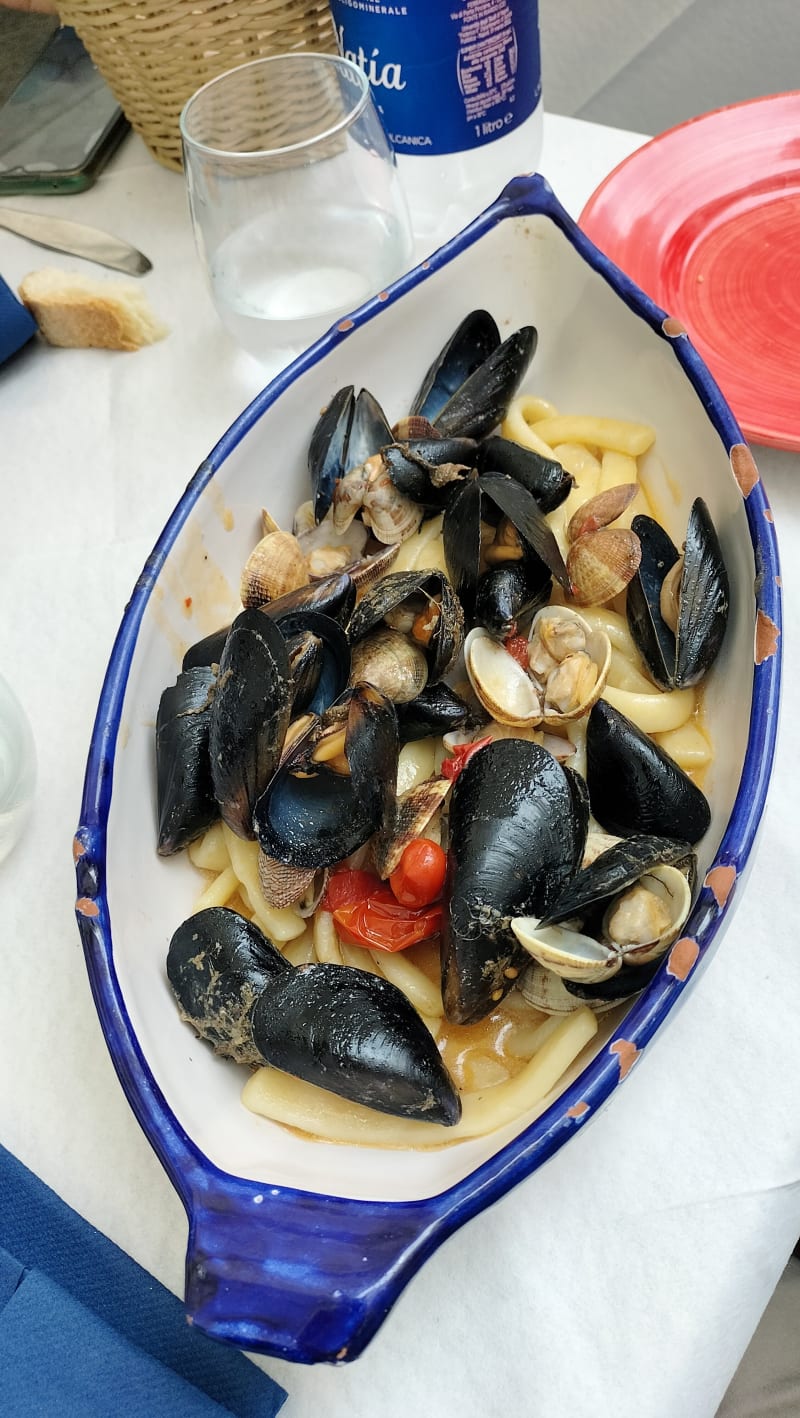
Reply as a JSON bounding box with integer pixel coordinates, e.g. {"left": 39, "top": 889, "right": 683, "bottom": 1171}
{"left": 1, "top": 112, "right": 798, "bottom": 1418}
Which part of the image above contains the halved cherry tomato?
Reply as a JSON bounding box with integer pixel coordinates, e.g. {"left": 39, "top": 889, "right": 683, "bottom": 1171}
{"left": 322, "top": 868, "right": 380, "bottom": 913}
{"left": 333, "top": 889, "right": 442, "bottom": 953}
{"left": 441, "top": 734, "right": 493, "bottom": 782}
{"left": 389, "top": 838, "right": 447, "bottom": 907}
{"left": 504, "top": 633, "right": 530, "bottom": 668}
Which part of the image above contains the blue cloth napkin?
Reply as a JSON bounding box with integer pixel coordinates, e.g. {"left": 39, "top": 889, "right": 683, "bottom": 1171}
{"left": 0, "top": 1146, "right": 287, "bottom": 1417}
{"left": 0, "top": 274, "right": 37, "bottom": 364}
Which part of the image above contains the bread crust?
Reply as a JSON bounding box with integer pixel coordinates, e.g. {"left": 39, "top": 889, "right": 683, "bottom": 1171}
{"left": 18, "top": 270, "right": 168, "bottom": 351}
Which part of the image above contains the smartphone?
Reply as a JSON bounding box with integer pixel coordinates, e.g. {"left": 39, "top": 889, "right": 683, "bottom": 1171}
{"left": 0, "top": 26, "right": 130, "bottom": 195}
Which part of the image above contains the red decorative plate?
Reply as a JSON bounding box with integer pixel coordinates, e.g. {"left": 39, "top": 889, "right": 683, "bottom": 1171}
{"left": 580, "top": 92, "right": 800, "bottom": 451}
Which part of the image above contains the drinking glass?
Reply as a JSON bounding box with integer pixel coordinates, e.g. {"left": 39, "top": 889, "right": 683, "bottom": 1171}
{"left": 180, "top": 53, "right": 414, "bottom": 367}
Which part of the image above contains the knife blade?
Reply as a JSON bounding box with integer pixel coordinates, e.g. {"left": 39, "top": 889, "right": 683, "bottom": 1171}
{"left": 0, "top": 206, "right": 152, "bottom": 276}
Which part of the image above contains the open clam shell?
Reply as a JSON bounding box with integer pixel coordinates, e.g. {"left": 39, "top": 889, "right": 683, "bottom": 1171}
{"left": 528, "top": 606, "right": 611, "bottom": 727}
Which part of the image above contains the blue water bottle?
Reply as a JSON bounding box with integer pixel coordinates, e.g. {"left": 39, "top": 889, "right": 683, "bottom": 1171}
{"left": 328, "top": 0, "right": 543, "bottom": 244}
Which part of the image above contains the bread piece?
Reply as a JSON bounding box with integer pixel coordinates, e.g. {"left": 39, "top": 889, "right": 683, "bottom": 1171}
{"left": 18, "top": 267, "right": 169, "bottom": 351}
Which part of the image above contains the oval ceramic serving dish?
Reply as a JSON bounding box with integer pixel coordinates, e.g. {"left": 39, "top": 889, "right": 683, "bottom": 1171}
{"left": 74, "top": 174, "right": 781, "bottom": 1366}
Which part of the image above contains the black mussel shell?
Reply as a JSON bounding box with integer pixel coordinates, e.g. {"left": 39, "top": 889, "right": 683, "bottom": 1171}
{"left": 474, "top": 553, "right": 552, "bottom": 638}
{"left": 253, "top": 686, "right": 398, "bottom": 869}
{"left": 627, "top": 500, "right": 730, "bottom": 691}
{"left": 442, "top": 475, "right": 483, "bottom": 619}
{"left": 410, "top": 310, "right": 501, "bottom": 424}
{"left": 264, "top": 572, "right": 357, "bottom": 628}
{"left": 586, "top": 699, "right": 711, "bottom": 843}
{"left": 167, "top": 907, "right": 290, "bottom": 1064}
{"left": 433, "top": 326, "right": 538, "bottom": 441}
{"left": 308, "top": 385, "right": 355, "bottom": 524}
{"left": 564, "top": 953, "right": 663, "bottom": 1003}
{"left": 346, "top": 387, "right": 394, "bottom": 472}
{"left": 444, "top": 471, "right": 568, "bottom": 622}
{"left": 382, "top": 437, "right": 477, "bottom": 508}
{"left": 180, "top": 574, "right": 357, "bottom": 673}
{"left": 442, "top": 740, "right": 588, "bottom": 1023}
{"left": 397, "top": 682, "right": 471, "bottom": 743}
{"left": 251, "top": 963, "right": 461, "bottom": 1124}
{"left": 347, "top": 569, "right": 464, "bottom": 682}
{"left": 182, "top": 625, "right": 230, "bottom": 673}
{"left": 271, "top": 609, "right": 350, "bottom": 717}
{"left": 477, "top": 436, "right": 574, "bottom": 514}
{"left": 542, "top": 834, "right": 695, "bottom": 926}
{"left": 209, "top": 609, "right": 292, "bottom": 839}
{"left": 284, "top": 631, "right": 324, "bottom": 716}
{"left": 676, "top": 499, "right": 730, "bottom": 688}
{"left": 156, "top": 667, "right": 219, "bottom": 855}
{"left": 625, "top": 515, "right": 680, "bottom": 690}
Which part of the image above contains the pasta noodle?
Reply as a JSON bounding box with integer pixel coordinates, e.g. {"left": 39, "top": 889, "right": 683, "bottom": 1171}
{"left": 533, "top": 414, "right": 656, "bottom": 457}
{"left": 241, "top": 1006, "right": 598, "bottom": 1147}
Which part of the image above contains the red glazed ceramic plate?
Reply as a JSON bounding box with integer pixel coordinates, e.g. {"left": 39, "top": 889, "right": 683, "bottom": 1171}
{"left": 580, "top": 92, "right": 800, "bottom": 451}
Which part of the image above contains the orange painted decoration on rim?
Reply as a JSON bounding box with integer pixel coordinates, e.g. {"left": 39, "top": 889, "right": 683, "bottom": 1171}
{"left": 567, "top": 1101, "right": 590, "bottom": 1119}
{"left": 75, "top": 897, "right": 99, "bottom": 918}
{"left": 730, "top": 444, "right": 760, "bottom": 497}
{"left": 72, "top": 836, "right": 86, "bottom": 862}
{"left": 609, "top": 1039, "right": 640, "bottom": 1080}
{"left": 705, "top": 864, "right": 736, "bottom": 908}
{"left": 755, "top": 611, "right": 780, "bottom": 665}
{"left": 666, "top": 936, "right": 700, "bottom": 982}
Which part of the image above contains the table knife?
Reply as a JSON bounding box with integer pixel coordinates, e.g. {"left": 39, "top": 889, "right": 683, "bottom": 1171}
{"left": 0, "top": 207, "right": 151, "bottom": 276}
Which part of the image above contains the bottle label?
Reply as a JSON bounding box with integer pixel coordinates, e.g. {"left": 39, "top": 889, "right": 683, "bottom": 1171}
{"left": 330, "top": 0, "right": 541, "bottom": 157}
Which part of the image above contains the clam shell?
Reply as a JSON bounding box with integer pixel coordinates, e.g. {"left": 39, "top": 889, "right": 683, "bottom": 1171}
{"left": 510, "top": 919, "right": 621, "bottom": 983}
{"left": 350, "top": 628, "right": 429, "bottom": 704}
{"left": 464, "top": 626, "right": 543, "bottom": 728}
{"left": 603, "top": 863, "right": 692, "bottom": 962}
{"left": 240, "top": 530, "right": 309, "bottom": 608}
{"left": 567, "top": 484, "right": 639, "bottom": 543}
{"left": 527, "top": 606, "right": 611, "bottom": 727}
{"left": 567, "top": 527, "right": 642, "bottom": 606}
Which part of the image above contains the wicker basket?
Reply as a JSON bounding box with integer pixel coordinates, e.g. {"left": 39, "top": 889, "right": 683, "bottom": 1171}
{"left": 58, "top": 1, "right": 339, "bottom": 171}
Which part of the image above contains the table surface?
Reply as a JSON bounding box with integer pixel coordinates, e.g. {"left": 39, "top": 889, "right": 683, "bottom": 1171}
{"left": 1, "top": 111, "right": 798, "bottom": 1418}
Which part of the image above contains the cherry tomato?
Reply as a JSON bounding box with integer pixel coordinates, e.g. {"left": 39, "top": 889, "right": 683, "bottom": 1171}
{"left": 389, "top": 838, "right": 447, "bottom": 907}
{"left": 322, "top": 868, "right": 381, "bottom": 912}
{"left": 441, "top": 734, "right": 493, "bottom": 782}
{"left": 333, "top": 889, "right": 442, "bottom": 953}
{"left": 504, "top": 633, "right": 530, "bottom": 669}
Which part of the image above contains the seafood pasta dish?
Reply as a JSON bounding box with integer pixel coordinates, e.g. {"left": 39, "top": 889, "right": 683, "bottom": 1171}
{"left": 155, "top": 310, "right": 729, "bottom": 1149}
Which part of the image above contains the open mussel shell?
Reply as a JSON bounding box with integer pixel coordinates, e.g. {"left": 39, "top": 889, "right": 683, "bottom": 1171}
{"left": 250, "top": 963, "right": 461, "bottom": 1125}
{"left": 347, "top": 568, "right": 464, "bottom": 682}
{"left": 444, "top": 471, "right": 569, "bottom": 621}
{"left": 433, "top": 326, "right": 538, "bottom": 440}
{"left": 180, "top": 572, "right": 356, "bottom": 673}
{"left": 308, "top": 385, "right": 355, "bottom": 524}
{"left": 347, "top": 387, "right": 394, "bottom": 473}
{"left": 626, "top": 498, "right": 729, "bottom": 690}
{"left": 271, "top": 609, "right": 350, "bottom": 718}
{"left": 541, "top": 833, "right": 695, "bottom": 925}
{"left": 396, "top": 681, "right": 471, "bottom": 744}
{"left": 253, "top": 685, "right": 398, "bottom": 869}
{"left": 167, "top": 907, "right": 290, "bottom": 1065}
{"left": 586, "top": 699, "right": 711, "bottom": 842}
{"left": 208, "top": 609, "right": 293, "bottom": 839}
{"left": 156, "top": 667, "right": 218, "bottom": 856}
{"left": 477, "top": 436, "right": 573, "bottom": 513}
{"left": 441, "top": 739, "right": 589, "bottom": 1024}
{"left": 410, "top": 309, "right": 501, "bottom": 424}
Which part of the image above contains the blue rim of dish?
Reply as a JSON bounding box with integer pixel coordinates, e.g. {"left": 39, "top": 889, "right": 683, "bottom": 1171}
{"left": 74, "top": 173, "right": 782, "bottom": 1366}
